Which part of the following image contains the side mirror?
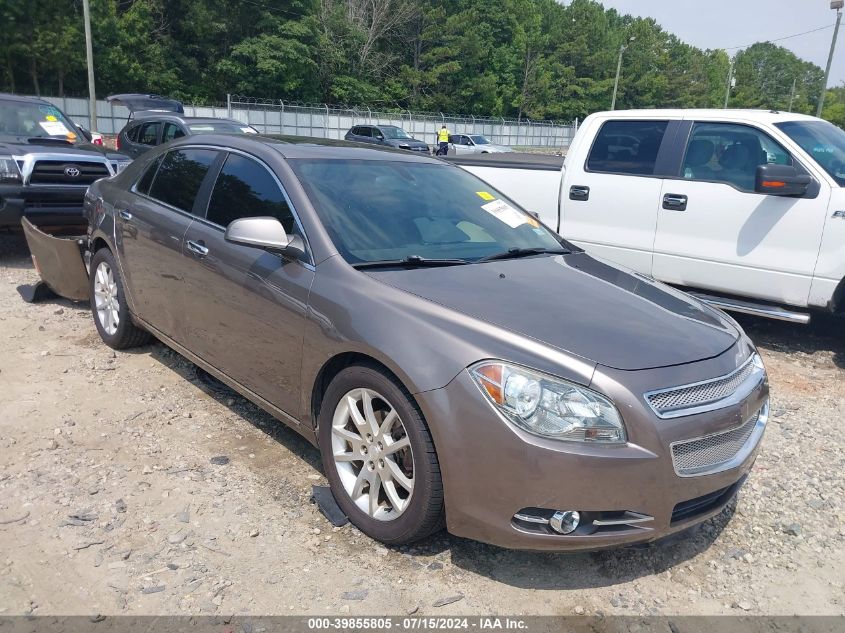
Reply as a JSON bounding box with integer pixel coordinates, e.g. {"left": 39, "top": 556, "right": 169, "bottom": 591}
{"left": 75, "top": 123, "right": 93, "bottom": 142}
{"left": 755, "top": 164, "right": 811, "bottom": 197}
{"left": 224, "top": 217, "right": 305, "bottom": 258}
{"left": 376, "top": 134, "right": 385, "bottom": 141}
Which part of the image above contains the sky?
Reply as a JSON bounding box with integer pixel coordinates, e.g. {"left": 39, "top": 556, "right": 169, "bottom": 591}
{"left": 596, "top": 0, "right": 845, "bottom": 85}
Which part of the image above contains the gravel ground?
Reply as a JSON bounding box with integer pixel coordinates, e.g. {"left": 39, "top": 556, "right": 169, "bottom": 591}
{"left": 0, "top": 231, "right": 843, "bottom": 617}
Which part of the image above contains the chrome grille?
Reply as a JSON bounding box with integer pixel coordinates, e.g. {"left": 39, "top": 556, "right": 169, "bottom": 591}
{"left": 671, "top": 407, "right": 764, "bottom": 477}
{"left": 646, "top": 357, "right": 756, "bottom": 416}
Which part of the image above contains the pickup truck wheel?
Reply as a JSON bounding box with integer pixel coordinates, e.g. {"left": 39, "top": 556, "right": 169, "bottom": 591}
{"left": 318, "top": 364, "right": 444, "bottom": 545}
{"left": 89, "top": 248, "right": 150, "bottom": 350}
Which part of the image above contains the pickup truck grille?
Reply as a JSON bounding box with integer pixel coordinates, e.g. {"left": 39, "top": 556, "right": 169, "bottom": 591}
{"left": 29, "top": 160, "right": 109, "bottom": 185}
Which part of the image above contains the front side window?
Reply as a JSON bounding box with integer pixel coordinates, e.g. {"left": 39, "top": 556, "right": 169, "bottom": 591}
{"left": 147, "top": 149, "right": 218, "bottom": 213}
{"left": 470, "top": 135, "right": 490, "bottom": 145}
{"left": 206, "top": 153, "right": 295, "bottom": 233}
{"left": 682, "top": 122, "right": 792, "bottom": 192}
{"left": 138, "top": 121, "right": 161, "bottom": 146}
{"left": 381, "top": 126, "right": 411, "bottom": 139}
{"left": 162, "top": 122, "right": 185, "bottom": 142}
{"left": 289, "top": 159, "right": 565, "bottom": 264}
{"left": 776, "top": 119, "right": 845, "bottom": 187}
{"left": 586, "top": 120, "right": 668, "bottom": 175}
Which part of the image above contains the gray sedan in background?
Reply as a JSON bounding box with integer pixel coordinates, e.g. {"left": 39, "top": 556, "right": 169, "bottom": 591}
{"left": 72, "top": 135, "right": 768, "bottom": 550}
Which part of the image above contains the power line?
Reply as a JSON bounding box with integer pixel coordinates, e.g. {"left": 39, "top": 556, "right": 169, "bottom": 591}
{"left": 723, "top": 22, "right": 836, "bottom": 51}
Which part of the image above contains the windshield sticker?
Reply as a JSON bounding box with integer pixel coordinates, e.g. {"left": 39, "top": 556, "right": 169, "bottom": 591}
{"left": 476, "top": 191, "right": 495, "bottom": 201}
{"left": 45, "top": 115, "right": 58, "bottom": 122}
{"left": 481, "top": 199, "right": 526, "bottom": 228}
{"left": 38, "top": 120, "right": 70, "bottom": 136}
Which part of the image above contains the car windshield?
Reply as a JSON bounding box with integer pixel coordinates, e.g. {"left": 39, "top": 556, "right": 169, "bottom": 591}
{"left": 470, "top": 135, "right": 490, "bottom": 145}
{"left": 187, "top": 122, "right": 258, "bottom": 134}
{"left": 776, "top": 120, "right": 845, "bottom": 186}
{"left": 380, "top": 126, "right": 411, "bottom": 139}
{"left": 290, "top": 159, "right": 565, "bottom": 264}
{"left": 0, "top": 101, "right": 78, "bottom": 141}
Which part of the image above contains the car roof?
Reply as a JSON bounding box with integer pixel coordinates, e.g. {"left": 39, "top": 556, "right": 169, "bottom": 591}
{"left": 0, "top": 93, "right": 54, "bottom": 106}
{"left": 590, "top": 108, "right": 821, "bottom": 124}
{"left": 181, "top": 133, "right": 442, "bottom": 163}
{"left": 129, "top": 113, "right": 248, "bottom": 126}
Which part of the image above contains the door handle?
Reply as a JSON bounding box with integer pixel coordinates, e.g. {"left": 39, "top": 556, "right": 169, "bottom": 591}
{"left": 186, "top": 240, "right": 209, "bottom": 257}
{"left": 662, "top": 194, "right": 688, "bottom": 211}
{"left": 117, "top": 209, "right": 132, "bottom": 221}
{"left": 569, "top": 185, "right": 590, "bottom": 201}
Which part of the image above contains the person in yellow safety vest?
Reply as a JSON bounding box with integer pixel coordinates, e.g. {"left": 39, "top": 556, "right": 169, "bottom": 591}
{"left": 436, "top": 125, "right": 450, "bottom": 156}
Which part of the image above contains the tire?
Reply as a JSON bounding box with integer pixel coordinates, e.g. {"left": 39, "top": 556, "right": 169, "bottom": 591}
{"left": 318, "top": 363, "right": 444, "bottom": 545}
{"left": 89, "top": 248, "right": 151, "bottom": 350}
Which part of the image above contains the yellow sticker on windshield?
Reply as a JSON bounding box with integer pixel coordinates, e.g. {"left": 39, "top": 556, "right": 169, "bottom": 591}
{"left": 45, "top": 115, "right": 58, "bottom": 122}
{"left": 476, "top": 191, "right": 495, "bottom": 201}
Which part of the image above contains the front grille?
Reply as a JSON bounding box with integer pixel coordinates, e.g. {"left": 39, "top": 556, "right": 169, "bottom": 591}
{"left": 671, "top": 407, "right": 763, "bottom": 476}
{"left": 646, "top": 357, "right": 756, "bottom": 416}
{"left": 670, "top": 477, "right": 745, "bottom": 525}
{"left": 29, "top": 160, "right": 109, "bottom": 185}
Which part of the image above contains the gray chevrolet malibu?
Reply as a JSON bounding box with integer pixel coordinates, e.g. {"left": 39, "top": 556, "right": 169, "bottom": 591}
{"left": 75, "top": 134, "right": 768, "bottom": 550}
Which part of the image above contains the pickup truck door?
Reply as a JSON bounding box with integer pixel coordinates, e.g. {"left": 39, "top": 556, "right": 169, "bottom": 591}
{"left": 561, "top": 118, "right": 675, "bottom": 274}
{"left": 651, "top": 120, "right": 828, "bottom": 307}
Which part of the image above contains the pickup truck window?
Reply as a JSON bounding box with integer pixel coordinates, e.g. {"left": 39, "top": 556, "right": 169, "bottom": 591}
{"left": 776, "top": 120, "right": 845, "bottom": 187}
{"left": 586, "top": 120, "right": 668, "bottom": 176}
{"left": 682, "top": 122, "right": 791, "bottom": 192}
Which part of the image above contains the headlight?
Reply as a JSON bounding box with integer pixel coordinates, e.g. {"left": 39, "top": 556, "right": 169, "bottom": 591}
{"left": 470, "top": 361, "right": 626, "bottom": 443}
{"left": 0, "top": 156, "right": 22, "bottom": 183}
{"left": 113, "top": 160, "right": 131, "bottom": 174}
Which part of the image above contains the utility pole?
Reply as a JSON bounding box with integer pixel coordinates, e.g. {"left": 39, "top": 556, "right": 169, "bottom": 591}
{"left": 611, "top": 36, "right": 635, "bottom": 111}
{"left": 788, "top": 78, "right": 797, "bottom": 111}
{"left": 817, "top": 0, "right": 843, "bottom": 117}
{"left": 82, "top": 0, "right": 98, "bottom": 132}
{"left": 724, "top": 59, "right": 734, "bottom": 109}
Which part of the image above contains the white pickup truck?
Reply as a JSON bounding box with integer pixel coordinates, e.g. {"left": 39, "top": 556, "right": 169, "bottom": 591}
{"left": 455, "top": 109, "right": 845, "bottom": 324}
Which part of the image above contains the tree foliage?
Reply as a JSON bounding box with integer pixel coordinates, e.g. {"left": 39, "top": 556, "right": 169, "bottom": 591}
{"left": 1, "top": 0, "right": 839, "bottom": 125}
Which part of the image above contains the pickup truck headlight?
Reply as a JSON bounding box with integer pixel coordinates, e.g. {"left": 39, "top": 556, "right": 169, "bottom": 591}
{"left": 470, "top": 361, "right": 626, "bottom": 443}
{"left": 0, "top": 156, "right": 22, "bottom": 183}
{"left": 112, "top": 160, "right": 131, "bottom": 174}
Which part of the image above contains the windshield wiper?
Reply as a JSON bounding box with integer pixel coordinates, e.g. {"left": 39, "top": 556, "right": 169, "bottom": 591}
{"left": 352, "top": 255, "right": 471, "bottom": 270}
{"left": 476, "top": 247, "right": 570, "bottom": 263}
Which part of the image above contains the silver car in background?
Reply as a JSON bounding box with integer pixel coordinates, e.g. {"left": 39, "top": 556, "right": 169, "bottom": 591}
{"left": 450, "top": 134, "right": 513, "bottom": 154}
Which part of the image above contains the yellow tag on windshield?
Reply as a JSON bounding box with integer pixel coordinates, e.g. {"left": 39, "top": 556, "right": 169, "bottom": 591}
{"left": 476, "top": 191, "right": 495, "bottom": 201}
{"left": 45, "top": 115, "right": 58, "bottom": 122}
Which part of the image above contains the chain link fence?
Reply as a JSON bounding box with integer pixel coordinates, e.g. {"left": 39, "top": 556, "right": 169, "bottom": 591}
{"left": 35, "top": 94, "right": 577, "bottom": 149}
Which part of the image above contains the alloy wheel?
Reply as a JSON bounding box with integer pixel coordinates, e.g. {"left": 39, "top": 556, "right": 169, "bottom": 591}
{"left": 93, "top": 261, "right": 120, "bottom": 336}
{"left": 331, "top": 388, "right": 415, "bottom": 520}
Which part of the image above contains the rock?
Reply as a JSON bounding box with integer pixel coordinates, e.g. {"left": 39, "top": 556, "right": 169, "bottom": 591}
{"left": 210, "top": 456, "right": 230, "bottom": 466}
{"left": 341, "top": 589, "right": 369, "bottom": 601}
{"left": 249, "top": 528, "right": 259, "bottom": 538}
{"left": 142, "top": 465, "right": 153, "bottom": 475}
{"left": 141, "top": 585, "right": 165, "bottom": 594}
{"left": 807, "top": 499, "right": 825, "bottom": 510}
{"left": 733, "top": 600, "right": 753, "bottom": 611}
{"left": 610, "top": 595, "right": 625, "bottom": 608}
{"left": 428, "top": 562, "right": 443, "bottom": 571}
{"left": 114, "top": 499, "right": 127, "bottom": 513}
{"left": 783, "top": 523, "right": 802, "bottom": 536}
{"left": 573, "top": 606, "right": 585, "bottom": 615}
{"left": 167, "top": 531, "right": 187, "bottom": 545}
{"left": 433, "top": 594, "right": 464, "bottom": 608}
{"left": 176, "top": 508, "right": 190, "bottom": 524}
{"left": 54, "top": 308, "right": 64, "bottom": 315}
{"left": 46, "top": 439, "right": 59, "bottom": 450}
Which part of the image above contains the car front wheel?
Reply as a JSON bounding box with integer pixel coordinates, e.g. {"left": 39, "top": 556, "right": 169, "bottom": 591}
{"left": 318, "top": 364, "right": 444, "bottom": 544}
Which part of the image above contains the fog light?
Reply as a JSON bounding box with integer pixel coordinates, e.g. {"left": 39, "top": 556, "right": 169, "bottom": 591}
{"left": 550, "top": 510, "right": 580, "bottom": 534}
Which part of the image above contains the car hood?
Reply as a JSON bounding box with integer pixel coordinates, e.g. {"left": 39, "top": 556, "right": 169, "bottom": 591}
{"left": 0, "top": 136, "right": 121, "bottom": 158}
{"left": 366, "top": 252, "right": 740, "bottom": 371}
{"left": 387, "top": 138, "right": 429, "bottom": 149}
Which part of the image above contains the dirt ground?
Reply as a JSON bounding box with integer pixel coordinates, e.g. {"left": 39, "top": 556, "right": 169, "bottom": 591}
{"left": 0, "top": 231, "right": 843, "bottom": 617}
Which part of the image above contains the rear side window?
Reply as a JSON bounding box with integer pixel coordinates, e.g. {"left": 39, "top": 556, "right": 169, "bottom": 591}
{"left": 147, "top": 149, "right": 218, "bottom": 213}
{"left": 206, "top": 153, "right": 295, "bottom": 233}
{"left": 126, "top": 124, "right": 141, "bottom": 142}
{"left": 162, "top": 122, "right": 185, "bottom": 142}
{"left": 138, "top": 121, "right": 161, "bottom": 146}
{"left": 586, "top": 120, "right": 669, "bottom": 175}
{"left": 358, "top": 127, "right": 372, "bottom": 138}
{"left": 135, "top": 154, "right": 163, "bottom": 195}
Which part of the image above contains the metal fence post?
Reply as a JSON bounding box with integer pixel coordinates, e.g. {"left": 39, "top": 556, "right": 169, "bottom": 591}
{"left": 227, "top": 93, "right": 232, "bottom": 118}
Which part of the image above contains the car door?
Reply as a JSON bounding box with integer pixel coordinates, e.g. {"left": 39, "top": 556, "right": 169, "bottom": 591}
{"left": 451, "top": 135, "right": 472, "bottom": 154}
{"left": 115, "top": 147, "right": 219, "bottom": 338}
{"left": 561, "top": 117, "right": 674, "bottom": 273}
{"left": 652, "top": 120, "right": 827, "bottom": 306}
{"left": 180, "top": 151, "right": 315, "bottom": 416}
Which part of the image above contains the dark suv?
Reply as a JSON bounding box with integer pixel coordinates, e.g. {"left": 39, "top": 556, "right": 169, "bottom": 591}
{"left": 344, "top": 125, "right": 430, "bottom": 153}
{"left": 116, "top": 113, "right": 258, "bottom": 158}
{"left": 0, "top": 93, "right": 130, "bottom": 228}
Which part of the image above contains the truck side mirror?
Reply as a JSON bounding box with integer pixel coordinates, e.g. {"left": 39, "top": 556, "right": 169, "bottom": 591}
{"left": 755, "top": 164, "right": 811, "bottom": 197}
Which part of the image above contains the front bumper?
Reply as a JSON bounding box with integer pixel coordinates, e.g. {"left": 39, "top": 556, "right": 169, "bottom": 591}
{"left": 416, "top": 345, "right": 768, "bottom": 551}
{"left": 0, "top": 184, "right": 87, "bottom": 228}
